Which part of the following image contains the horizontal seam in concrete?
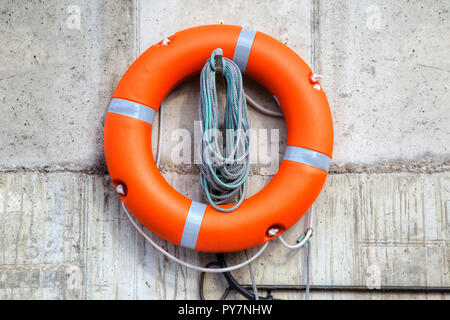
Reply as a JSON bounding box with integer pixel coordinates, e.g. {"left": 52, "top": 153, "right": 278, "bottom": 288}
{"left": 0, "top": 263, "right": 85, "bottom": 268}
{"left": 0, "top": 168, "right": 106, "bottom": 175}
{"left": 359, "top": 240, "right": 447, "bottom": 247}
{"left": 330, "top": 161, "right": 450, "bottom": 174}
{"left": 0, "top": 162, "right": 450, "bottom": 175}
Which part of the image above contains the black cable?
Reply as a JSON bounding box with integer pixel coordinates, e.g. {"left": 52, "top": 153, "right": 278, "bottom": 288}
{"left": 216, "top": 253, "right": 263, "bottom": 300}
{"left": 198, "top": 254, "right": 274, "bottom": 300}
{"left": 199, "top": 261, "right": 222, "bottom": 300}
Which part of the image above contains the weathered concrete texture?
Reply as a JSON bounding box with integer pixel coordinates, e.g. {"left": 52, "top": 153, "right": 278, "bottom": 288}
{"left": 0, "top": 0, "right": 135, "bottom": 171}
{"left": 139, "top": 0, "right": 312, "bottom": 63}
{"left": 227, "top": 172, "right": 450, "bottom": 300}
{"left": 319, "top": 1, "right": 450, "bottom": 170}
{"left": 1, "top": 0, "right": 447, "bottom": 173}
{"left": 144, "top": 0, "right": 450, "bottom": 175}
{"left": 0, "top": 172, "right": 448, "bottom": 299}
{"left": 1, "top": 0, "right": 449, "bottom": 301}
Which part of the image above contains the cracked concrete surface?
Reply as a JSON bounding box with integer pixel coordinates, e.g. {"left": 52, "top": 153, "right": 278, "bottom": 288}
{"left": 0, "top": 0, "right": 448, "bottom": 299}
{"left": 0, "top": 172, "right": 448, "bottom": 299}
{"left": 0, "top": 0, "right": 135, "bottom": 172}
{"left": 319, "top": 1, "right": 450, "bottom": 168}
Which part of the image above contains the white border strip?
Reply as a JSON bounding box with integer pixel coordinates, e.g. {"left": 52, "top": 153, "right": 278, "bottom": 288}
{"left": 180, "top": 201, "right": 207, "bottom": 249}
{"left": 108, "top": 98, "right": 155, "bottom": 125}
{"left": 233, "top": 28, "right": 256, "bottom": 73}
{"left": 283, "top": 146, "right": 331, "bottom": 172}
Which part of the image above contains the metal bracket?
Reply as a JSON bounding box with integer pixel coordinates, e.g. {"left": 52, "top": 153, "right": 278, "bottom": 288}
{"left": 213, "top": 48, "right": 223, "bottom": 74}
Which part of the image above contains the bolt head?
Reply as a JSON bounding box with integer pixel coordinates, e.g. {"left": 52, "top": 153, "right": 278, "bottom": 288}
{"left": 116, "top": 184, "right": 125, "bottom": 195}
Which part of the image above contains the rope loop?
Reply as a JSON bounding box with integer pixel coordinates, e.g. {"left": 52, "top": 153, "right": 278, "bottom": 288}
{"left": 198, "top": 48, "right": 251, "bottom": 212}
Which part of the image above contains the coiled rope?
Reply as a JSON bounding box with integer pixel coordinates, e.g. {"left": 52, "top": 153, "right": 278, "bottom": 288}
{"left": 198, "top": 49, "right": 251, "bottom": 212}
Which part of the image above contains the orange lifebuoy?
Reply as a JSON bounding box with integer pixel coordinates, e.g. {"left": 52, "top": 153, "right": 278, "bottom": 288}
{"left": 104, "top": 25, "right": 333, "bottom": 253}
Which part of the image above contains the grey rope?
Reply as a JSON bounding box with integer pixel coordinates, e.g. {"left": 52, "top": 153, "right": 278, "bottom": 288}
{"left": 198, "top": 49, "right": 251, "bottom": 212}
{"left": 245, "top": 93, "right": 283, "bottom": 118}
{"left": 245, "top": 250, "right": 259, "bottom": 300}
{"left": 304, "top": 240, "right": 311, "bottom": 300}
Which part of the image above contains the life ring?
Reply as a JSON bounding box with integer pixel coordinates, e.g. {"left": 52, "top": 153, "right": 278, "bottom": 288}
{"left": 104, "top": 25, "right": 333, "bottom": 253}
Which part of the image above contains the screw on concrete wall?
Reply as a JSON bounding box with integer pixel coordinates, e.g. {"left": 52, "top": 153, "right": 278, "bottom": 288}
{"left": 116, "top": 184, "right": 126, "bottom": 196}
{"left": 366, "top": 265, "right": 382, "bottom": 290}
{"left": 366, "top": 5, "right": 381, "bottom": 30}
{"left": 66, "top": 5, "right": 81, "bottom": 30}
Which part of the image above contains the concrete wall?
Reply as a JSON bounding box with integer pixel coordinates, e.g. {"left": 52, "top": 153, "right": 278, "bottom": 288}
{"left": 0, "top": 0, "right": 448, "bottom": 299}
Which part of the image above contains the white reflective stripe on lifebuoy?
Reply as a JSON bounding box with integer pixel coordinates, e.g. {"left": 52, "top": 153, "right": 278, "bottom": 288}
{"left": 233, "top": 28, "right": 256, "bottom": 73}
{"left": 108, "top": 98, "right": 156, "bottom": 125}
{"left": 283, "top": 146, "right": 331, "bottom": 172}
{"left": 180, "top": 201, "right": 207, "bottom": 249}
